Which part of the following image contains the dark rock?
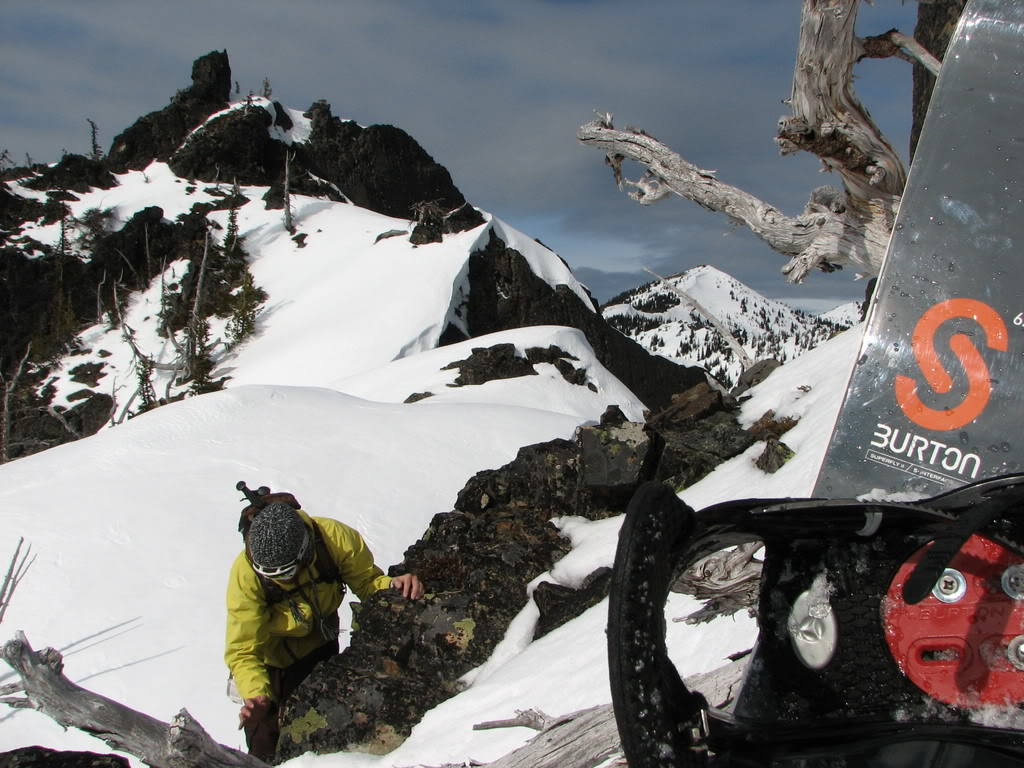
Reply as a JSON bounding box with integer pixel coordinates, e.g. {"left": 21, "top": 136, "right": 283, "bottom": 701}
{"left": 534, "top": 567, "right": 612, "bottom": 638}
{"left": 296, "top": 101, "right": 465, "bottom": 220}
{"left": 403, "top": 392, "right": 433, "bottom": 403}
{"left": 442, "top": 344, "right": 535, "bottom": 386}
{"left": 748, "top": 409, "right": 798, "bottom": 441}
{"left": 188, "top": 49, "right": 232, "bottom": 103}
{"left": 443, "top": 203, "right": 486, "bottom": 234}
{"left": 271, "top": 101, "right": 294, "bottom": 131}
{"left": 0, "top": 746, "right": 129, "bottom": 767}
{"left": 648, "top": 381, "right": 729, "bottom": 431}
{"left": 169, "top": 104, "right": 282, "bottom": 185}
{"left": 374, "top": 229, "right": 407, "bottom": 244}
{"left": 106, "top": 51, "right": 231, "bottom": 172}
{"left": 441, "top": 343, "right": 589, "bottom": 389}
{"left": 0, "top": 185, "right": 48, "bottom": 243}
{"left": 408, "top": 208, "right": 444, "bottom": 246}
{"left": 755, "top": 437, "right": 795, "bottom": 474}
{"left": 464, "top": 229, "right": 706, "bottom": 413}
{"left": 262, "top": 184, "right": 285, "bottom": 210}
{"left": 577, "top": 420, "right": 656, "bottom": 503}
{"left": 68, "top": 362, "right": 105, "bottom": 387}
{"left": 654, "top": 411, "right": 756, "bottom": 491}
{"left": 731, "top": 358, "right": 781, "bottom": 397}
{"left": 599, "top": 404, "right": 628, "bottom": 427}
{"left": 455, "top": 438, "right": 581, "bottom": 518}
{"left": 24, "top": 155, "right": 116, "bottom": 194}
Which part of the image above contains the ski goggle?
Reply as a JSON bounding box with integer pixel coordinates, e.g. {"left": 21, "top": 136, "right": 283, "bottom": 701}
{"left": 252, "top": 559, "right": 301, "bottom": 581}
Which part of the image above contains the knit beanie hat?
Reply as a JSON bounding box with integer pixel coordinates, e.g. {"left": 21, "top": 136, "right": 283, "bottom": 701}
{"left": 249, "top": 502, "right": 309, "bottom": 569}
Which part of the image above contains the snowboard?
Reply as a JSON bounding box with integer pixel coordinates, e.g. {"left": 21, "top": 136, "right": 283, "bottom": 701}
{"left": 815, "top": 0, "right": 1024, "bottom": 499}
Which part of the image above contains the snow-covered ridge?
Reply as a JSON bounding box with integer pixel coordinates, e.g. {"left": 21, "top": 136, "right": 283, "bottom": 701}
{"left": 4, "top": 156, "right": 593, "bottom": 412}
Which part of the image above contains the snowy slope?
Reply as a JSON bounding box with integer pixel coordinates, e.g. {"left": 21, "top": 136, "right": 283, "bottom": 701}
{"left": 602, "top": 265, "right": 853, "bottom": 387}
{"left": 0, "top": 321, "right": 864, "bottom": 765}
{"left": 6, "top": 152, "right": 592, "bottom": 412}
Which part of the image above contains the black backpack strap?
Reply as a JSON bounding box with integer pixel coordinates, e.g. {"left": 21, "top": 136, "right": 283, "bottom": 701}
{"left": 308, "top": 521, "right": 342, "bottom": 586}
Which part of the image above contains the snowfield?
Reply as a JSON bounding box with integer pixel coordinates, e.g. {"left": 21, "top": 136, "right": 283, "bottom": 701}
{"left": 1, "top": 127, "right": 865, "bottom": 765}
{"left": 0, "top": 320, "right": 863, "bottom": 765}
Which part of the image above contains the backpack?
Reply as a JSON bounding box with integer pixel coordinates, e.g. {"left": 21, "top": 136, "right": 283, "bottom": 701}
{"left": 236, "top": 480, "right": 344, "bottom": 606}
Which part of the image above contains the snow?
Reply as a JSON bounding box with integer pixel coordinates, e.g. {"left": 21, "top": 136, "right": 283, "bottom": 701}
{"left": 1, "top": 138, "right": 871, "bottom": 766}
{"left": 0, "top": 320, "right": 863, "bottom": 765}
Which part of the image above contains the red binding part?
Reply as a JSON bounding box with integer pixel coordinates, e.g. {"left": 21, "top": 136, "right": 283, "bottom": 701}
{"left": 884, "top": 534, "right": 1024, "bottom": 708}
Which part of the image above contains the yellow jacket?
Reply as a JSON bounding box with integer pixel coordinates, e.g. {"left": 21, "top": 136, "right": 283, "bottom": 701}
{"left": 225, "top": 510, "right": 393, "bottom": 700}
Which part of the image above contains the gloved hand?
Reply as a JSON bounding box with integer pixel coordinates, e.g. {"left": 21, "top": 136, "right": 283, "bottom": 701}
{"left": 239, "top": 695, "right": 273, "bottom": 730}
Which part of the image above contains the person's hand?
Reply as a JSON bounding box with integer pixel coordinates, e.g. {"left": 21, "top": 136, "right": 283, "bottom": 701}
{"left": 239, "top": 695, "right": 272, "bottom": 729}
{"left": 391, "top": 573, "right": 425, "bottom": 600}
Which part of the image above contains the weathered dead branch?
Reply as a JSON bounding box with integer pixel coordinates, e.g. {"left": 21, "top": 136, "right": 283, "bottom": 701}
{"left": 673, "top": 542, "right": 763, "bottom": 624}
{"left": 474, "top": 658, "right": 748, "bottom": 768}
{"left": 577, "top": 0, "right": 919, "bottom": 283}
{"left": 1, "top": 632, "right": 267, "bottom": 768}
{"left": 474, "top": 708, "right": 557, "bottom": 732}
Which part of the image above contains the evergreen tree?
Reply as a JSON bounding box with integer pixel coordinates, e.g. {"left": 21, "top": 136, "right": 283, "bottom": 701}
{"left": 135, "top": 356, "right": 157, "bottom": 413}
{"left": 224, "top": 179, "right": 241, "bottom": 259}
{"left": 87, "top": 119, "right": 103, "bottom": 161}
{"left": 226, "top": 270, "right": 268, "bottom": 348}
{"left": 185, "top": 317, "right": 218, "bottom": 396}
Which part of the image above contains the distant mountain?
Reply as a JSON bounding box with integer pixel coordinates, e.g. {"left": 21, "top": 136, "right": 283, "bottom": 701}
{"left": 601, "top": 265, "right": 857, "bottom": 388}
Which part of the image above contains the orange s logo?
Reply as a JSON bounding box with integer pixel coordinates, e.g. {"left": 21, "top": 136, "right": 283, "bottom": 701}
{"left": 895, "top": 298, "right": 1008, "bottom": 431}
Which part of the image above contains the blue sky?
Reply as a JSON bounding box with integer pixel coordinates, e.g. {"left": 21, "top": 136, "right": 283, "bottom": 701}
{"left": 0, "top": 1, "right": 920, "bottom": 310}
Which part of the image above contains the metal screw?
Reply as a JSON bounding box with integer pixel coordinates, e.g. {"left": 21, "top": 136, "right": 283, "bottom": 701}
{"left": 932, "top": 568, "right": 967, "bottom": 603}
{"left": 1008, "top": 635, "right": 1024, "bottom": 671}
{"left": 1002, "top": 565, "right": 1024, "bottom": 600}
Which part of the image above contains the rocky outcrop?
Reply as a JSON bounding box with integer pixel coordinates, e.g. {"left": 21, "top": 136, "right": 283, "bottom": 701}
{"left": 295, "top": 101, "right": 465, "bottom": 220}
{"left": 277, "top": 387, "right": 759, "bottom": 760}
{"left": 23, "top": 155, "right": 116, "bottom": 194}
{"left": 647, "top": 382, "right": 755, "bottom": 491}
{"left": 168, "top": 103, "right": 283, "bottom": 185}
{"left": 0, "top": 747, "right": 128, "bottom": 766}
{"left": 440, "top": 343, "right": 589, "bottom": 389}
{"left": 105, "top": 51, "right": 232, "bottom": 173}
{"left": 463, "top": 229, "right": 707, "bottom": 414}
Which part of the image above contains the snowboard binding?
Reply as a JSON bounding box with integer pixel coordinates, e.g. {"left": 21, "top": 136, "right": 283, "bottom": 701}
{"left": 608, "top": 476, "right": 1024, "bottom": 767}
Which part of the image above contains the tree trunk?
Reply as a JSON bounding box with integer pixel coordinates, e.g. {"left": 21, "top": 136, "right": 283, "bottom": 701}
{"left": 911, "top": 0, "right": 968, "bottom": 157}
{"left": 1, "top": 632, "right": 267, "bottom": 768}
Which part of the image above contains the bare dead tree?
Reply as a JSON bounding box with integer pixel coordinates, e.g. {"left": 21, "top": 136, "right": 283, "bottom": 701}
{"left": 0, "top": 344, "right": 32, "bottom": 464}
{"left": 111, "top": 283, "right": 182, "bottom": 422}
{"left": 577, "top": 0, "right": 948, "bottom": 285}
{"left": 1, "top": 632, "right": 268, "bottom": 768}
{"left": 283, "top": 151, "right": 295, "bottom": 234}
{"left": 0, "top": 538, "right": 35, "bottom": 627}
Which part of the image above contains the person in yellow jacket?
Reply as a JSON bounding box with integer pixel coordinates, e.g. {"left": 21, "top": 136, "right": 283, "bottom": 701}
{"left": 226, "top": 501, "right": 424, "bottom": 760}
